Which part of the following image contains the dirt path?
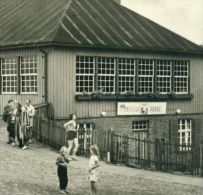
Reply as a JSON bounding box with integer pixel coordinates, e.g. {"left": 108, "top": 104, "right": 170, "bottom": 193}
{"left": 0, "top": 120, "right": 203, "bottom": 195}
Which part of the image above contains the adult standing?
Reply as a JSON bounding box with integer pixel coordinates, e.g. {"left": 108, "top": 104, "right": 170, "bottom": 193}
{"left": 63, "top": 114, "right": 79, "bottom": 160}
{"left": 25, "top": 99, "right": 35, "bottom": 144}
{"left": 13, "top": 101, "right": 23, "bottom": 147}
{"left": 2, "top": 100, "right": 14, "bottom": 144}
{"left": 21, "top": 106, "right": 31, "bottom": 150}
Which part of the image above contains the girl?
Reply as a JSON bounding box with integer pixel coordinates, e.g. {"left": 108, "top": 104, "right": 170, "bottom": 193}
{"left": 20, "top": 106, "right": 31, "bottom": 150}
{"left": 56, "top": 146, "right": 69, "bottom": 194}
{"left": 63, "top": 114, "right": 79, "bottom": 160}
{"left": 88, "top": 145, "right": 100, "bottom": 195}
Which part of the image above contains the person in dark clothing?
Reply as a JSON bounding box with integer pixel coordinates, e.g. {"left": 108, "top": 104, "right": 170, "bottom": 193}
{"left": 2, "top": 100, "right": 14, "bottom": 144}
{"left": 14, "top": 102, "right": 23, "bottom": 147}
{"left": 56, "top": 146, "right": 69, "bottom": 194}
{"left": 7, "top": 110, "right": 16, "bottom": 146}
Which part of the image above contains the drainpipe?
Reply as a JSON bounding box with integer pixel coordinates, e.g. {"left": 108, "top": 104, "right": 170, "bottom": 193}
{"left": 39, "top": 48, "right": 49, "bottom": 118}
{"left": 39, "top": 49, "right": 48, "bottom": 103}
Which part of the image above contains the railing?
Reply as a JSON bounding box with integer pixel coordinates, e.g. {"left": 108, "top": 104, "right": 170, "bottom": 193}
{"left": 33, "top": 118, "right": 203, "bottom": 176}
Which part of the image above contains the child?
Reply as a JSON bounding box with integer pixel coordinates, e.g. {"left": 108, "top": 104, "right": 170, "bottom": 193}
{"left": 56, "top": 146, "right": 69, "bottom": 194}
{"left": 88, "top": 145, "right": 100, "bottom": 195}
{"left": 63, "top": 114, "right": 79, "bottom": 161}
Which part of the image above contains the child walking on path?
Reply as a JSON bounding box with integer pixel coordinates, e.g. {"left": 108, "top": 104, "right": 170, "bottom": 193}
{"left": 88, "top": 145, "right": 100, "bottom": 195}
{"left": 56, "top": 146, "right": 69, "bottom": 194}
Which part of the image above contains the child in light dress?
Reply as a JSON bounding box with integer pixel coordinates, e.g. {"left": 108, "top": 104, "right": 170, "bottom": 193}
{"left": 88, "top": 145, "right": 100, "bottom": 195}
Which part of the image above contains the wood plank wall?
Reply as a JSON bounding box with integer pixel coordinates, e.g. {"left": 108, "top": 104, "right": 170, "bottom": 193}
{"left": 48, "top": 48, "right": 203, "bottom": 119}
{"left": 0, "top": 48, "right": 45, "bottom": 113}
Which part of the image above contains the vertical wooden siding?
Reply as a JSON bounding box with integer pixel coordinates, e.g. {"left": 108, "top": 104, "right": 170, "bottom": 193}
{"left": 0, "top": 49, "right": 45, "bottom": 113}
{"left": 48, "top": 48, "right": 203, "bottom": 119}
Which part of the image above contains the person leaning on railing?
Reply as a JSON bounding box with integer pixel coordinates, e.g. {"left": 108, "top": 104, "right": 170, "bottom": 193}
{"left": 63, "top": 114, "right": 79, "bottom": 161}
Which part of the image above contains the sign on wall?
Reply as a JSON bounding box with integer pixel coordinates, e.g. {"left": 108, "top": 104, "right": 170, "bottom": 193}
{"left": 117, "top": 102, "right": 167, "bottom": 116}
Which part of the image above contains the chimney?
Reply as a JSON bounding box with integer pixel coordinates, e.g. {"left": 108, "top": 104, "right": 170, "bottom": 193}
{"left": 113, "top": 0, "right": 121, "bottom": 4}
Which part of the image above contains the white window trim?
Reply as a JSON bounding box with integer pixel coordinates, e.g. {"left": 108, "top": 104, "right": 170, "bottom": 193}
{"left": 20, "top": 56, "right": 38, "bottom": 94}
{"left": 1, "top": 58, "right": 18, "bottom": 94}
{"left": 97, "top": 57, "right": 116, "bottom": 94}
{"left": 76, "top": 56, "right": 95, "bottom": 94}
{"left": 156, "top": 61, "right": 172, "bottom": 94}
{"left": 178, "top": 119, "right": 192, "bottom": 151}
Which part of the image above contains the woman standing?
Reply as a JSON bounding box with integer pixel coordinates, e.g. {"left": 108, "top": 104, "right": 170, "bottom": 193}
{"left": 20, "top": 106, "right": 31, "bottom": 150}
{"left": 63, "top": 114, "right": 79, "bottom": 160}
{"left": 14, "top": 101, "right": 23, "bottom": 148}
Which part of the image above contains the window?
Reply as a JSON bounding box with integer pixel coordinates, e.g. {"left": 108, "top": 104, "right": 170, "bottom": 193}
{"left": 20, "top": 56, "right": 38, "bottom": 93}
{"left": 75, "top": 56, "right": 190, "bottom": 96}
{"left": 1, "top": 58, "right": 17, "bottom": 94}
{"left": 174, "top": 61, "right": 188, "bottom": 94}
{"left": 118, "top": 58, "right": 135, "bottom": 93}
{"left": 76, "top": 56, "right": 94, "bottom": 93}
{"left": 178, "top": 119, "right": 192, "bottom": 150}
{"left": 97, "top": 57, "right": 115, "bottom": 93}
{"left": 156, "top": 60, "right": 172, "bottom": 94}
{"left": 138, "top": 59, "right": 154, "bottom": 94}
{"left": 0, "top": 56, "right": 38, "bottom": 94}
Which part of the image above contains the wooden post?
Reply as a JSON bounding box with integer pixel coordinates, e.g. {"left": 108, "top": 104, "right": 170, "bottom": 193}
{"left": 200, "top": 143, "right": 203, "bottom": 177}
{"left": 84, "top": 124, "right": 87, "bottom": 155}
{"left": 37, "top": 108, "right": 40, "bottom": 140}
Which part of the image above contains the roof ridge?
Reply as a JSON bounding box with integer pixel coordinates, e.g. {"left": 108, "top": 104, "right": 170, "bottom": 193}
{"left": 51, "top": 0, "right": 73, "bottom": 42}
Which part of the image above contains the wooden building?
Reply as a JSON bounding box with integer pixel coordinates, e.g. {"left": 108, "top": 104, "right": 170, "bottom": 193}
{"left": 0, "top": 0, "right": 203, "bottom": 146}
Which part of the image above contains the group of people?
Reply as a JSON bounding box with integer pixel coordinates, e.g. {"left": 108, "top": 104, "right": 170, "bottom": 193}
{"left": 56, "top": 114, "right": 100, "bottom": 194}
{"left": 2, "top": 104, "right": 100, "bottom": 194}
{"left": 2, "top": 99, "right": 35, "bottom": 150}
{"left": 56, "top": 144, "right": 100, "bottom": 194}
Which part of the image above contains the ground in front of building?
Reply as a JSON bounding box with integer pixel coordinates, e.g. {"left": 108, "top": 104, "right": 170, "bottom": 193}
{"left": 0, "top": 120, "right": 203, "bottom": 195}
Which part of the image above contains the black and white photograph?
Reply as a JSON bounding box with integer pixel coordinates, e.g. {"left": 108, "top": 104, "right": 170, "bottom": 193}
{"left": 0, "top": 0, "right": 203, "bottom": 194}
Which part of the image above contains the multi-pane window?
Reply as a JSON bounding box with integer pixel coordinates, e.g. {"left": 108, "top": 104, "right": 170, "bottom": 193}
{"left": 1, "top": 58, "right": 17, "bottom": 94}
{"left": 174, "top": 61, "right": 188, "bottom": 94}
{"left": 138, "top": 59, "right": 154, "bottom": 93}
{"left": 118, "top": 58, "right": 135, "bottom": 93}
{"left": 178, "top": 119, "right": 192, "bottom": 150}
{"left": 76, "top": 56, "right": 94, "bottom": 94}
{"left": 97, "top": 57, "right": 115, "bottom": 93}
{"left": 75, "top": 56, "right": 190, "bottom": 96}
{"left": 20, "top": 56, "right": 38, "bottom": 93}
{"left": 0, "top": 56, "right": 38, "bottom": 94}
{"left": 132, "top": 120, "right": 148, "bottom": 132}
{"left": 156, "top": 60, "right": 172, "bottom": 94}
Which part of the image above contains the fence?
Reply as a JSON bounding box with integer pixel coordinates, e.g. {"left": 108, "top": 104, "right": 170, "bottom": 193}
{"left": 98, "top": 130, "right": 203, "bottom": 176}
{"left": 33, "top": 117, "right": 203, "bottom": 176}
{"left": 33, "top": 117, "right": 96, "bottom": 152}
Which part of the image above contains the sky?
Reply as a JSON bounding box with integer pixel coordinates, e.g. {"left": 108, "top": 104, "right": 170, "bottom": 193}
{"left": 121, "top": 0, "right": 203, "bottom": 45}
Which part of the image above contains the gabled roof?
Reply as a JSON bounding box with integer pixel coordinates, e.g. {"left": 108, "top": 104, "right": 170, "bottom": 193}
{"left": 0, "top": 0, "right": 202, "bottom": 55}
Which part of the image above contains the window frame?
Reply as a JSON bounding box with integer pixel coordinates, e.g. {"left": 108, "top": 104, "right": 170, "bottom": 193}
{"left": 0, "top": 57, "right": 18, "bottom": 94}
{"left": 97, "top": 57, "right": 116, "bottom": 94}
{"left": 75, "top": 56, "right": 190, "bottom": 97}
{"left": 20, "top": 56, "right": 38, "bottom": 94}
{"left": 137, "top": 59, "right": 154, "bottom": 94}
{"left": 156, "top": 60, "right": 172, "bottom": 94}
{"left": 178, "top": 119, "right": 192, "bottom": 151}
{"left": 174, "top": 60, "right": 189, "bottom": 94}
{"left": 118, "top": 58, "right": 136, "bottom": 94}
{"left": 0, "top": 55, "right": 38, "bottom": 95}
{"left": 76, "top": 56, "right": 95, "bottom": 94}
